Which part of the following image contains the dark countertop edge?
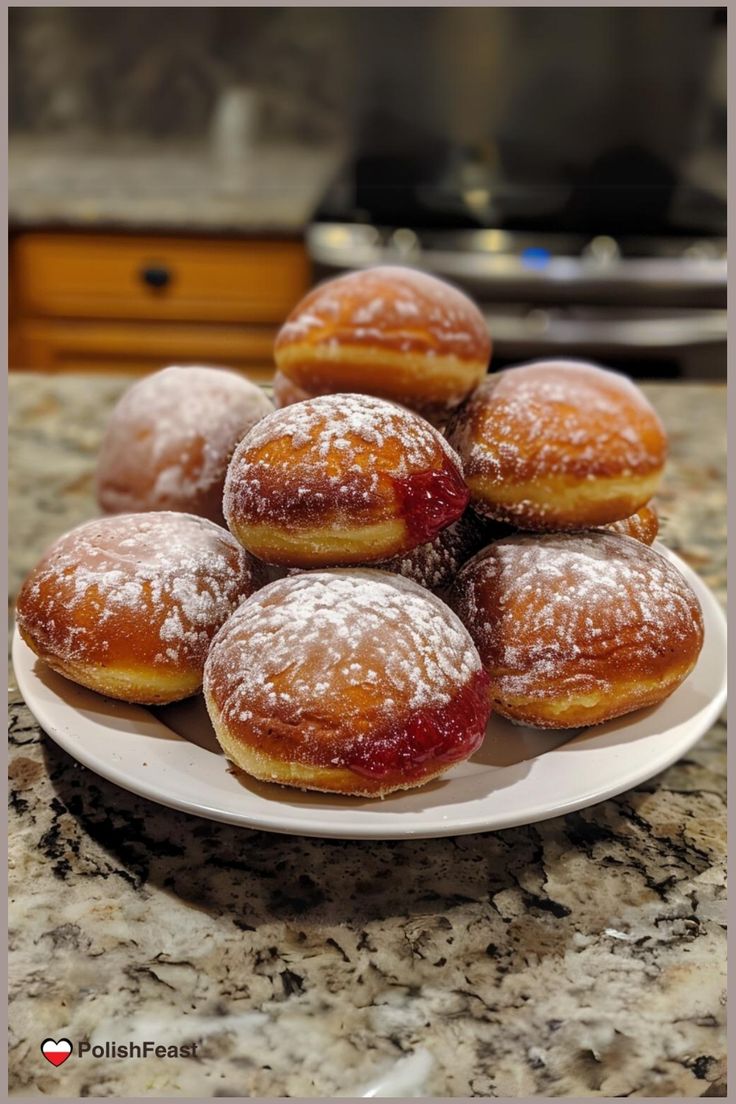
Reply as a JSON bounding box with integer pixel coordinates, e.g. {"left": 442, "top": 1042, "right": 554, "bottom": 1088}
{"left": 8, "top": 217, "right": 310, "bottom": 241}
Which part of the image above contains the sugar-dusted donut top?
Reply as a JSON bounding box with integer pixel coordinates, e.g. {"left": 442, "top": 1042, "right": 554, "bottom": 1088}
{"left": 449, "top": 360, "right": 667, "bottom": 481}
{"left": 275, "top": 265, "right": 491, "bottom": 363}
{"left": 451, "top": 531, "right": 703, "bottom": 699}
{"left": 205, "top": 569, "right": 483, "bottom": 739}
{"left": 223, "top": 393, "right": 464, "bottom": 523}
{"left": 96, "top": 365, "right": 274, "bottom": 512}
{"left": 16, "top": 512, "right": 260, "bottom": 668}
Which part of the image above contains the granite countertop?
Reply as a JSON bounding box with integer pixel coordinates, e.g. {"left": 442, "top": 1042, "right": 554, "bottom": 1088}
{"left": 8, "top": 137, "right": 344, "bottom": 235}
{"left": 8, "top": 374, "right": 727, "bottom": 1097}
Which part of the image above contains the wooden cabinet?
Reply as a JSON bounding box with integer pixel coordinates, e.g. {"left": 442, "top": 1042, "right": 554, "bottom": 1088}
{"left": 9, "top": 231, "right": 310, "bottom": 376}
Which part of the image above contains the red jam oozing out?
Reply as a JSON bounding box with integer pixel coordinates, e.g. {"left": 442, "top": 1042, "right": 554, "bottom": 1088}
{"left": 339, "top": 668, "right": 491, "bottom": 782}
{"left": 391, "top": 457, "right": 470, "bottom": 545}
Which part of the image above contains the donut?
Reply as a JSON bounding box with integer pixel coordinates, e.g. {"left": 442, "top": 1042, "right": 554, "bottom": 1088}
{"left": 604, "top": 502, "right": 659, "bottom": 545}
{"left": 223, "top": 393, "right": 470, "bottom": 567}
{"left": 15, "top": 512, "right": 265, "bottom": 705}
{"left": 449, "top": 531, "right": 704, "bottom": 729}
{"left": 447, "top": 360, "right": 667, "bottom": 530}
{"left": 203, "top": 570, "right": 491, "bottom": 796}
{"left": 274, "top": 265, "right": 491, "bottom": 420}
{"left": 272, "top": 369, "right": 315, "bottom": 409}
{"left": 96, "top": 365, "right": 274, "bottom": 524}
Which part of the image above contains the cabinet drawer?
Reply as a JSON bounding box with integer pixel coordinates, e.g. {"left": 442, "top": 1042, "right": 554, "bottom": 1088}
{"left": 11, "top": 232, "right": 309, "bottom": 324}
{"left": 11, "top": 318, "right": 278, "bottom": 379}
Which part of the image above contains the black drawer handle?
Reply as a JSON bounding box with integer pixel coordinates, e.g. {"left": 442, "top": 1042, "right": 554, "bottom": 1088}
{"left": 140, "top": 264, "right": 172, "bottom": 290}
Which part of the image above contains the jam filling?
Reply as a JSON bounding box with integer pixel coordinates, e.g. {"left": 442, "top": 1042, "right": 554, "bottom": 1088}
{"left": 391, "top": 457, "right": 470, "bottom": 546}
{"left": 339, "top": 668, "right": 491, "bottom": 782}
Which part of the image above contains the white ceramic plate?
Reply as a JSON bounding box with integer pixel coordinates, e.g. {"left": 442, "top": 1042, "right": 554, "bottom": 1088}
{"left": 13, "top": 545, "right": 726, "bottom": 840}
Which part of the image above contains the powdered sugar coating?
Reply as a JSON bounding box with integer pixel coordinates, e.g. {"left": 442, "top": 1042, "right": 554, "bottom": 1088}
{"left": 450, "top": 531, "right": 703, "bottom": 705}
{"left": 238, "top": 392, "right": 460, "bottom": 469}
{"left": 204, "top": 569, "right": 484, "bottom": 764}
{"left": 96, "top": 365, "right": 274, "bottom": 522}
{"left": 223, "top": 393, "right": 464, "bottom": 528}
{"left": 378, "top": 511, "right": 488, "bottom": 592}
{"left": 448, "top": 360, "right": 667, "bottom": 484}
{"left": 16, "top": 512, "right": 263, "bottom": 672}
{"left": 275, "top": 265, "right": 491, "bottom": 362}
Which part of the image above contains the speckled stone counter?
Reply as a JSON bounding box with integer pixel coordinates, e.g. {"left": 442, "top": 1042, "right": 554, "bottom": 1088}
{"left": 9, "top": 138, "right": 343, "bottom": 234}
{"left": 8, "top": 375, "right": 727, "bottom": 1097}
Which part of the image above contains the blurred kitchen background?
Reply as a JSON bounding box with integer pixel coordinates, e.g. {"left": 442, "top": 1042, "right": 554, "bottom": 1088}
{"left": 8, "top": 6, "right": 727, "bottom": 379}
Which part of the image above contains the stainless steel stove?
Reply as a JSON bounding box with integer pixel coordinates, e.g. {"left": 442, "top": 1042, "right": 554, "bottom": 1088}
{"left": 307, "top": 221, "right": 726, "bottom": 380}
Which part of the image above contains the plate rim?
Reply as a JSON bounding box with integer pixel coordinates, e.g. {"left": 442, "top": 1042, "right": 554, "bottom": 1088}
{"left": 11, "top": 544, "right": 727, "bottom": 839}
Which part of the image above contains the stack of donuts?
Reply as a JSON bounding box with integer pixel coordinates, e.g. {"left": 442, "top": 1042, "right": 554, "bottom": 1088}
{"left": 16, "top": 266, "right": 704, "bottom": 798}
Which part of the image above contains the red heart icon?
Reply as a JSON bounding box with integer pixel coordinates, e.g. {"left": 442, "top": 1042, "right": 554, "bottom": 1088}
{"left": 41, "top": 1038, "right": 73, "bottom": 1066}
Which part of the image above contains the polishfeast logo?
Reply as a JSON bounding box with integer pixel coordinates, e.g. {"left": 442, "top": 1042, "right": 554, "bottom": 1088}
{"left": 41, "top": 1036, "right": 198, "bottom": 1065}
{"left": 41, "top": 1038, "right": 73, "bottom": 1066}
